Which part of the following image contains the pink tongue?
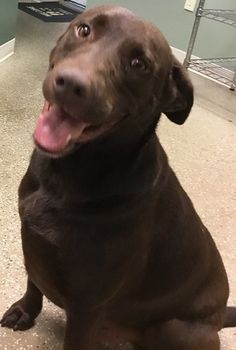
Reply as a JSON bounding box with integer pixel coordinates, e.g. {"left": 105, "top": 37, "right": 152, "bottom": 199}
{"left": 34, "top": 102, "right": 87, "bottom": 153}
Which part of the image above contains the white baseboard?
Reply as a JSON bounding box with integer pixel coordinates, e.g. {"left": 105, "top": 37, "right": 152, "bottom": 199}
{"left": 171, "top": 46, "right": 199, "bottom": 63}
{"left": 0, "top": 38, "right": 15, "bottom": 63}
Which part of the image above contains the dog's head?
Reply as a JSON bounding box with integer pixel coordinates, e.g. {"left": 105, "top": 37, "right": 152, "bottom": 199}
{"left": 34, "top": 5, "right": 193, "bottom": 157}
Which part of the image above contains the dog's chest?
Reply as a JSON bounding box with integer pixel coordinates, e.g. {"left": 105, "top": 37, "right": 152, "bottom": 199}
{"left": 19, "top": 188, "right": 141, "bottom": 306}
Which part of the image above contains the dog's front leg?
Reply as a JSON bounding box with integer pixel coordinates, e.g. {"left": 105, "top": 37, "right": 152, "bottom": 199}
{"left": 1, "top": 278, "right": 43, "bottom": 330}
{"left": 64, "top": 312, "right": 98, "bottom": 350}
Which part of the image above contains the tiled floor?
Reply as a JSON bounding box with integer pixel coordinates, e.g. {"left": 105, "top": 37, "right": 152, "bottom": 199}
{"left": 0, "top": 9, "right": 236, "bottom": 350}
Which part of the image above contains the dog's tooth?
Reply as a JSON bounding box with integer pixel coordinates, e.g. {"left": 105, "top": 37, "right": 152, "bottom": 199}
{"left": 66, "top": 134, "right": 72, "bottom": 143}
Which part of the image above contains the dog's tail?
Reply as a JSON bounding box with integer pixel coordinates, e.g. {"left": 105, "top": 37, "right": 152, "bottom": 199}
{"left": 223, "top": 307, "right": 236, "bottom": 328}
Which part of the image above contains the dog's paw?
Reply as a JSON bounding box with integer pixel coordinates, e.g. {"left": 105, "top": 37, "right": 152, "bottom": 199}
{"left": 1, "top": 302, "right": 35, "bottom": 331}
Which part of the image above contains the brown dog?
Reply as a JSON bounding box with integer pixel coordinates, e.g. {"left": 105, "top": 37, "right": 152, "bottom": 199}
{"left": 1, "top": 5, "right": 236, "bottom": 350}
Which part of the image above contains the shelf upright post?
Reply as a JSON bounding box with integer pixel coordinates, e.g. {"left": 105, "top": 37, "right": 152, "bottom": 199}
{"left": 184, "top": 0, "right": 206, "bottom": 69}
{"left": 230, "top": 72, "right": 236, "bottom": 91}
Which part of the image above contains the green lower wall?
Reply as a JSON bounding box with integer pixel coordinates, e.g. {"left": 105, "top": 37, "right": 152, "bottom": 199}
{"left": 0, "top": 0, "right": 18, "bottom": 46}
{"left": 88, "top": 0, "right": 236, "bottom": 60}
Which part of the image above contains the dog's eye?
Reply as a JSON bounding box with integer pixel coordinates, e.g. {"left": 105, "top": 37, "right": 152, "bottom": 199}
{"left": 130, "top": 57, "right": 147, "bottom": 71}
{"left": 77, "top": 24, "right": 91, "bottom": 38}
{"left": 49, "top": 63, "right": 54, "bottom": 70}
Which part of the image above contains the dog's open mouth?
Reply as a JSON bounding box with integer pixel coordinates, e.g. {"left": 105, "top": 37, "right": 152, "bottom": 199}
{"left": 33, "top": 101, "right": 117, "bottom": 155}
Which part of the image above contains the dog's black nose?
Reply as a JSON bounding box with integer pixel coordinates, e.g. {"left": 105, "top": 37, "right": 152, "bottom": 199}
{"left": 54, "top": 70, "right": 86, "bottom": 97}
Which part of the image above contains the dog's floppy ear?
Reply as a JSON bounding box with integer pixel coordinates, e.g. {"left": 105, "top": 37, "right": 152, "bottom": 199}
{"left": 162, "top": 57, "right": 194, "bottom": 125}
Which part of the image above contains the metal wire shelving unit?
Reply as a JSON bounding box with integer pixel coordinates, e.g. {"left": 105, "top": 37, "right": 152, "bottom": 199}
{"left": 184, "top": 0, "right": 236, "bottom": 91}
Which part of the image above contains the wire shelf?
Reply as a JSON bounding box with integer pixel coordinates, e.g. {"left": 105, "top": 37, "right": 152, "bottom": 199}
{"left": 201, "top": 9, "right": 236, "bottom": 27}
{"left": 184, "top": 1, "right": 236, "bottom": 90}
{"left": 189, "top": 57, "right": 236, "bottom": 89}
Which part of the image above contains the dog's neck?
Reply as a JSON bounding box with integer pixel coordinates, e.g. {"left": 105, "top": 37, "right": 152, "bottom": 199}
{"left": 35, "top": 113, "right": 168, "bottom": 201}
